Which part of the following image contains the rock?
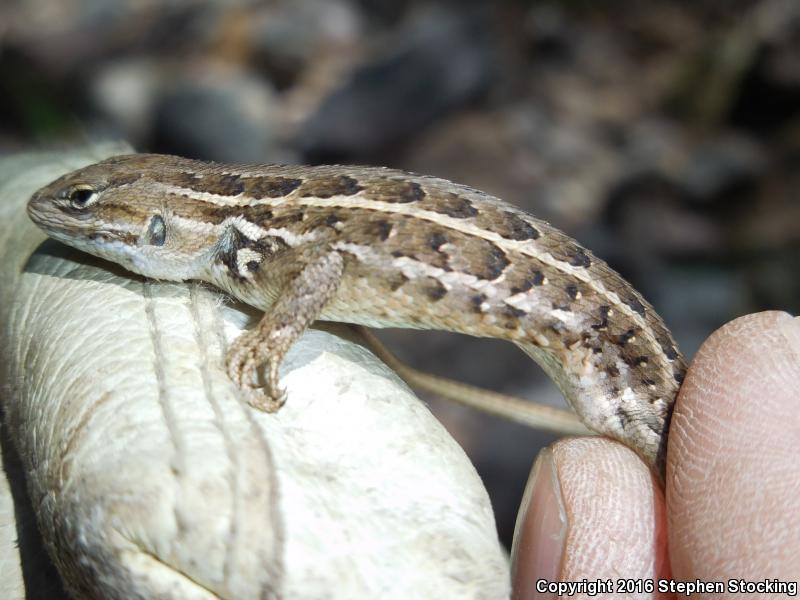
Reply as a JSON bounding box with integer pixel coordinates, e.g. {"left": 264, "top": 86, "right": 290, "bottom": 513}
{"left": 152, "top": 63, "right": 295, "bottom": 163}
{"left": 297, "top": 7, "right": 493, "bottom": 160}
{"left": 250, "top": 0, "right": 362, "bottom": 88}
{"left": 90, "top": 58, "right": 161, "bottom": 143}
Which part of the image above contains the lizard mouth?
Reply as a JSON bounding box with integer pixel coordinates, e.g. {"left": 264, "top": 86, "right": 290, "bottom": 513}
{"left": 27, "top": 207, "right": 86, "bottom": 239}
{"left": 26, "top": 204, "right": 70, "bottom": 236}
{"left": 26, "top": 190, "right": 50, "bottom": 224}
{"left": 28, "top": 206, "right": 137, "bottom": 252}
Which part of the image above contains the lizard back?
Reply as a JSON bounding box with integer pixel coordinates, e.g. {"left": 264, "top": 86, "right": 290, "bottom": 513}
{"left": 27, "top": 153, "right": 687, "bottom": 477}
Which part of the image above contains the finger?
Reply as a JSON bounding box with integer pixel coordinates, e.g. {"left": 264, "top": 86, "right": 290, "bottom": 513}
{"left": 667, "top": 311, "right": 800, "bottom": 581}
{"left": 511, "top": 438, "right": 671, "bottom": 600}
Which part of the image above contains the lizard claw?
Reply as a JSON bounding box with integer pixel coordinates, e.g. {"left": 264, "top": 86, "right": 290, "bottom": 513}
{"left": 225, "top": 332, "right": 287, "bottom": 412}
{"left": 242, "top": 384, "right": 286, "bottom": 413}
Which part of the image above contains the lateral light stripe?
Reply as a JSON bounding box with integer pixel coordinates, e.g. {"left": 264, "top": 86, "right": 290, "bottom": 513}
{"left": 158, "top": 182, "right": 661, "bottom": 354}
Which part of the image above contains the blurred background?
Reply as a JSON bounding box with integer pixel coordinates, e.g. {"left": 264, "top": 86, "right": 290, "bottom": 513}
{"left": 2, "top": 0, "right": 798, "bottom": 547}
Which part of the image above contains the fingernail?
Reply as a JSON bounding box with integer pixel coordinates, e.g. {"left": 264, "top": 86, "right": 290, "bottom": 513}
{"left": 779, "top": 315, "right": 800, "bottom": 357}
{"left": 510, "top": 448, "right": 567, "bottom": 600}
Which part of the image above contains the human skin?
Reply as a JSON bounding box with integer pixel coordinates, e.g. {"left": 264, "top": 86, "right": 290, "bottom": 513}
{"left": 511, "top": 311, "right": 800, "bottom": 599}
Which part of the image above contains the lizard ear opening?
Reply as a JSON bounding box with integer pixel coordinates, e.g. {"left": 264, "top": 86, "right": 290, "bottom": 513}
{"left": 145, "top": 214, "right": 167, "bottom": 246}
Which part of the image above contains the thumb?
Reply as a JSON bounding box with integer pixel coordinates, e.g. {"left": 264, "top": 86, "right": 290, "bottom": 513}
{"left": 667, "top": 311, "right": 800, "bottom": 580}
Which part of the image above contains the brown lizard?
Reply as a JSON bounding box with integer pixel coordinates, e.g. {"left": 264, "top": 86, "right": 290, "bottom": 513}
{"left": 27, "top": 153, "right": 686, "bottom": 479}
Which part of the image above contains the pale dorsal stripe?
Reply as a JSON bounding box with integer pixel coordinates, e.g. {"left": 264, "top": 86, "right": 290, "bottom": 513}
{"left": 158, "top": 182, "right": 656, "bottom": 349}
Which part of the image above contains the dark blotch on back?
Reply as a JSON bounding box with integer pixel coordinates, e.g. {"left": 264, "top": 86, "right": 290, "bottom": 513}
{"left": 624, "top": 296, "right": 647, "bottom": 317}
{"left": 470, "top": 294, "right": 488, "bottom": 313}
{"left": 429, "top": 231, "right": 448, "bottom": 250}
{"left": 244, "top": 176, "right": 302, "bottom": 199}
{"left": 206, "top": 174, "right": 245, "bottom": 196}
{"left": 482, "top": 245, "right": 510, "bottom": 281}
{"left": 370, "top": 179, "right": 426, "bottom": 204}
{"left": 164, "top": 171, "right": 202, "bottom": 189}
{"left": 373, "top": 219, "right": 392, "bottom": 241}
{"left": 300, "top": 175, "right": 364, "bottom": 198}
{"left": 430, "top": 193, "right": 479, "bottom": 219}
{"left": 547, "top": 236, "right": 592, "bottom": 269}
{"left": 387, "top": 272, "right": 409, "bottom": 292}
{"left": 505, "top": 212, "right": 540, "bottom": 240}
{"left": 487, "top": 211, "right": 541, "bottom": 241}
{"left": 508, "top": 266, "right": 545, "bottom": 295}
{"left": 618, "top": 329, "right": 636, "bottom": 346}
{"left": 623, "top": 354, "right": 648, "bottom": 368}
{"left": 166, "top": 171, "right": 246, "bottom": 196}
{"left": 504, "top": 305, "right": 527, "bottom": 319}
{"left": 425, "top": 280, "right": 448, "bottom": 301}
{"left": 569, "top": 245, "right": 592, "bottom": 268}
{"left": 403, "top": 181, "right": 426, "bottom": 202}
{"left": 565, "top": 283, "right": 579, "bottom": 301}
{"left": 593, "top": 305, "right": 610, "bottom": 330}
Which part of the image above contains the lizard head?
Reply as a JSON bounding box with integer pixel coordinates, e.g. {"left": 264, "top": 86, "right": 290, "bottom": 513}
{"left": 28, "top": 154, "right": 214, "bottom": 281}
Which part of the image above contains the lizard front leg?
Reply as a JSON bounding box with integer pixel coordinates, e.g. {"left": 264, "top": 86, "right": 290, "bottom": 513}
{"left": 226, "top": 249, "right": 345, "bottom": 411}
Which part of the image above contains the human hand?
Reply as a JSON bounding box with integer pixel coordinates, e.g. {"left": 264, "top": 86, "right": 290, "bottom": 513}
{"left": 511, "top": 311, "right": 800, "bottom": 599}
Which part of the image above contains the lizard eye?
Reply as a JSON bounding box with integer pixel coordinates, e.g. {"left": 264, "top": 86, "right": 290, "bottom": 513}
{"left": 67, "top": 187, "right": 98, "bottom": 209}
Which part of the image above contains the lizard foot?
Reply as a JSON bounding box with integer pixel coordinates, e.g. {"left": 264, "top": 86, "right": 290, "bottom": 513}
{"left": 226, "top": 328, "right": 287, "bottom": 412}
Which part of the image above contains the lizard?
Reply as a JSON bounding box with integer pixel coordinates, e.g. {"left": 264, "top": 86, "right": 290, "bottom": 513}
{"left": 27, "top": 153, "right": 687, "bottom": 480}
